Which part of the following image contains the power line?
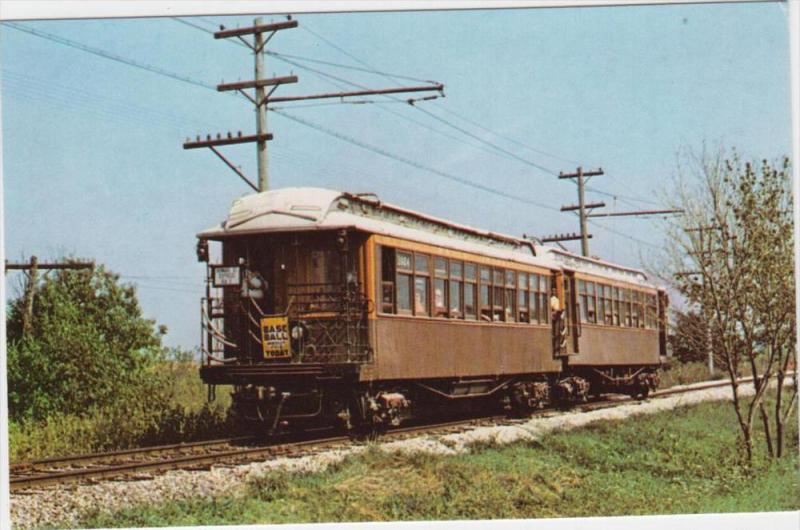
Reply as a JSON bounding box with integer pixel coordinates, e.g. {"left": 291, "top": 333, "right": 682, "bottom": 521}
{"left": 263, "top": 50, "right": 554, "bottom": 172}
{"left": 298, "top": 21, "right": 666, "bottom": 209}
{"left": 174, "top": 18, "right": 607, "bottom": 184}
{"left": 272, "top": 108, "right": 559, "bottom": 213}
{"left": 6, "top": 19, "right": 658, "bottom": 251}
{"left": 3, "top": 22, "right": 216, "bottom": 91}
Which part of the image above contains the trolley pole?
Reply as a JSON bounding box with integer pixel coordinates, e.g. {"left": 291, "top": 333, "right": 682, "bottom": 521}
{"left": 253, "top": 16, "right": 269, "bottom": 192}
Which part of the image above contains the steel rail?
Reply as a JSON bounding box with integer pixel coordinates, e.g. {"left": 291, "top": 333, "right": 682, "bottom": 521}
{"left": 10, "top": 436, "right": 256, "bottom": 473}
{"left": 8, "top": 378, "right": 751, "bottom": 492}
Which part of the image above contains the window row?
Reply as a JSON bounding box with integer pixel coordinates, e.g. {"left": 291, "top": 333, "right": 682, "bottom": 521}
{"left": 577, "top": 280, "right": 659, "bottom": 329}
{"left": 381, "top": 247, "right": 552, "bottom": 324}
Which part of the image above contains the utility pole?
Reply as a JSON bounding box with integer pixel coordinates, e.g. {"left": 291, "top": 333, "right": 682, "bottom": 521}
{"left": 547, "top": 167, "right": 680, "bottom": 257}
{"left": 557, "top": 167, "right": 604, "bottom": 257}
{"left": 21, "top": 256, "right": 37, "bottom": 336}
{"left": 684, "top": 224, "right": 724, "bottom": 376}
{"left": 184, "top": 15, "right": 444, "bottom": 192}
{"left": 253, "top": 16, "right": 269, "bottom": 191}
{"left": 5, "top": 257, "right": 94, "bottom": 337}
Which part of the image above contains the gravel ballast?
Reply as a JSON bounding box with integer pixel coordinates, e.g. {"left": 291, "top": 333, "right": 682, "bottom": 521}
{"left": 10, "top": 380, "right": 757, "bottom": 529}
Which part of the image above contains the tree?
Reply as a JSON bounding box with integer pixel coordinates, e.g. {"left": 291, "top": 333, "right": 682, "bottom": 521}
{"left": 668, "top": 310, "right": 709, "bottom": 364}
{"left": 662, "top": 147, "right": 796, "bottom": 465}
{"left": 6, "top": 261, "right": 168, "bottom": 421}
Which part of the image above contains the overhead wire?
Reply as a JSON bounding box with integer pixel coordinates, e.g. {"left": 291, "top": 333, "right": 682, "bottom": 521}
{"left": 3, "top": 21, "right": 216, "bottom": 91}
{"left": 6, "top": 18, "right": 661, "bottom": 250}
{"left": 297, "top": 20, "right": 666, "bottom": 210}
{"left": 272, "top": 108, "right": 559, "bottom": 212}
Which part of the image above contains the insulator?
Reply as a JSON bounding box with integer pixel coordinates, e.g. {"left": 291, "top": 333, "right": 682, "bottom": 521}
{"left": 216, "top": 133, "right": 221, "bottom": 139}
{"left": 227, "top": 131, "right": 232, "bottom": 138}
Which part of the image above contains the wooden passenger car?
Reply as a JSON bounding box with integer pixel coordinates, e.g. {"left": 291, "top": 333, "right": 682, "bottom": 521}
{"left": 197, "top": 187, "right": 666, "bottom": 429}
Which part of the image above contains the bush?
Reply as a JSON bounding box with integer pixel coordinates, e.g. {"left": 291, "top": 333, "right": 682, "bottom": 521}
{"left": 7, "top": 263, "right": 166, "bottom": 420}
{"left": 6, "top": 260, "right": 235, "bottom": 461}
{"left": 9, "top": 359, "right": 234, "bottom": 462}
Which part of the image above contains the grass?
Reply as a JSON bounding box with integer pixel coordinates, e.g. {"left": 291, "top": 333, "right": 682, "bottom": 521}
{"left": 7, "top": 360, "right": 717, "bottom": 463}
{"left": 659, "top": 360, "right": 724, "bottom": 388}
{"left": 8, "top": 361, "right": 234, "bottom": 462}
{"left": 77, "top": 392, "right": 799, "bottom": 528}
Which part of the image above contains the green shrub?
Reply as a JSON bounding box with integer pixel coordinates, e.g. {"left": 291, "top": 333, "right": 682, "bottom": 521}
{"left": 9, "top": 361, "right": 233, "bottom": 462}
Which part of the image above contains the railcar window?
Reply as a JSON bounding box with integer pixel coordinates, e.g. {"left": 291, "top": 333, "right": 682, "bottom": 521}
{"left": 479, "top": 266, "right": 492, "bottom": 321}
{"left": 465, "top": 263, "right": 477, "bottom": 281}
{"left": 578, "top": 280, "right": 588, "bottom": 324}
{"left": 464, "top": 263, "right": 477, "bottom": 320}
{"left": 603, "top": 285, "right": 614, "bottom": 325}
{"left": 434, "top": 257, "right": 447, "bottom": 276}
{"left": 623, "top": 289, "right": 632, "bottom": 326}
{"left": 646, "top": 293, "right": 657, "bottom": 329}
{"left": 638, "top": 292, "right": 646, "bottom": 328}
{"left": 596, "top": 283, "right": 605, "bottom": 326}
{"left": 397, "top": 273, "right": 413, "bottom": 314}
{"left": 381, "top": 247, "right": 396, "bottom": 314}
{"left": 449, "top": 261, "right": 463, "bottom": 318}
{"left": 414, "top": 276, "right": 429, "bottom": 316}
{"left": 612, "top": 287, "right": 620, "bottom": 326}
{"left": 414, "top": 253, "right": 430, "bottom": 316}
{"left": 396, "top": 251, "right": 413, "bottom": 315}
{"left": 586, "top": 282, "right": 597, "bottom": 324}
{"left": 518, "top": 273, "right": 530, "bottom": 323}
{"left": 433, "top": 257, "right": 448, "bottom": 317}
{"left": 540, "top": 275, "right": 551, "bottom": 324}
{"left": 631, "top": 291, "right": 640, "bottom": 328}
{"left": 397, "top": 251, "right": 413, "bottom": 272}
{"left": 530, "top": 274, "right": 540, "bottom": 322}
{"left": 415, "top": 254, "right": 430, "bottom": 274}
{"left": 504, "top": 270, "right": 516, "bottom": 322}
{"left": 650, "top": 294, "right": 658, "bottom": 329}
{"left": 492, "top": 268, "right": 505, "bottom": 321}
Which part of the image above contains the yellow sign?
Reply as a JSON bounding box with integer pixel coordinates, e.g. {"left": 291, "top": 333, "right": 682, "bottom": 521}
{"left": 260, "top": 316, "right": 290, "bottom": 358}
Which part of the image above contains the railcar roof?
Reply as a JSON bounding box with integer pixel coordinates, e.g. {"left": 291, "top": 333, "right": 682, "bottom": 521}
{"left": 198, "top": 187, "right": 652, "bottom": 286}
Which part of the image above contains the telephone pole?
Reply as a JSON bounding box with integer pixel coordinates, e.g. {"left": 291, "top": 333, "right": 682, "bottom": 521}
{"left": 184, "top": 15, "right": 444, "bottom": 192}
{"left": 5, "top": 257, "right": 94, "bottom": 337}
{"left": 254, "top": 16, "right": 270, "bottom": 191}
{"left": 683, "top": 224, "right": 725, "bottom": 376}
{"left": 545, "top": 168, "right": 681, "bottom": 258}
{"left": 557, "top": 166, "right": 604, "bottom": 257}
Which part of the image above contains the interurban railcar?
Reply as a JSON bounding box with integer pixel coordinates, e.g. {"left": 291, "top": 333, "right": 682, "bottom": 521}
{"left": 197, "top": 187, "right": 666, "bottom": 431}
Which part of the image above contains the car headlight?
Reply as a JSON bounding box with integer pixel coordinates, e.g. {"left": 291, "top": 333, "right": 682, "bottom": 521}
{"left": 291, "top": 326, "right": 304, "bottom": 340}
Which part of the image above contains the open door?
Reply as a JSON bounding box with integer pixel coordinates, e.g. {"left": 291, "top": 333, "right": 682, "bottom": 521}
{"left": 658, "top": 289, "right": 669, "bottom": 359}
{"left": 552, "top": 270, "right": 580, "bottom": 359}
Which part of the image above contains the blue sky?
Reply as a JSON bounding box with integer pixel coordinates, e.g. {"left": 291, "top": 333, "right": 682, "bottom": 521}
{"left": 1, "top": 3, "right": 793, "bottom": 350}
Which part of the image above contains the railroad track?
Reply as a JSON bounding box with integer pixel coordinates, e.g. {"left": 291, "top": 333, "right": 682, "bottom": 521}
{"left": 9, "top": 378, "right": 739, "bottom": 493}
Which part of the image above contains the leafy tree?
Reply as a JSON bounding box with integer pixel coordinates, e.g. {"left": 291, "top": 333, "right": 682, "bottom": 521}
{"left": 661, "top": 147, "right": 796, "bottom": 465}
{"left": 6, "top": 261, "right": 167, "bottom": 420}
{"left": 668, "top": 310, "right": 710, "bottom": 364}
